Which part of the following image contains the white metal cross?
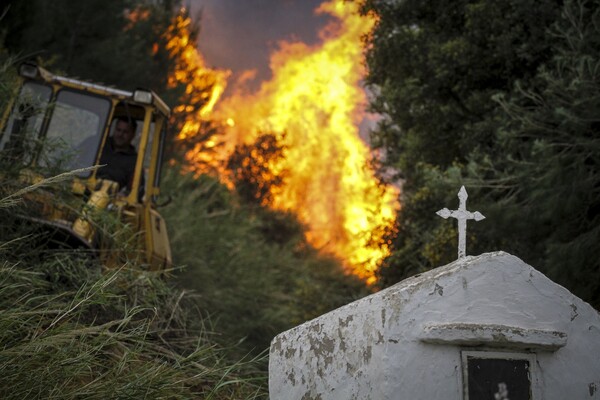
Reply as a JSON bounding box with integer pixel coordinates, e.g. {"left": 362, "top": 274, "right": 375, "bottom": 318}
{"left": 436, "top": 186, "right": 485, "bottom": 259}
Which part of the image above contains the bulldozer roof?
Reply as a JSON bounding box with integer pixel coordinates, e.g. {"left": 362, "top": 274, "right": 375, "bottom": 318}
{"left": 19, "top": 62, "right": 171, "bottom": 117}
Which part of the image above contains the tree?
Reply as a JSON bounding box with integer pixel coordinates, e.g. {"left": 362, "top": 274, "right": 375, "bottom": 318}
{"left": 473, "top": 0, "right": 600, "bottom": 307}
{"left": 363, "top": 0, "right": 600, "bottom": 309}
{"left": 361, "top": 0, "right": 562, "bottom": 285}
{"left": 1, "top": 0, "right": 179, "bottom": 92}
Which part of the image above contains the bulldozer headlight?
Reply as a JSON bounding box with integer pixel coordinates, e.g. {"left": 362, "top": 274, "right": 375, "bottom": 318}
{"left": 19, "top": 63, "right": 39, "bottom": 79}
{"left": 133, "top": 90, "right": 152, "bottom": 104}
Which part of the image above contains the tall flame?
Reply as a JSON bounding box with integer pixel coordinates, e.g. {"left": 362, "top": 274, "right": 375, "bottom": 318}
{"left": 167, "top": 1, "right": 399, "bottom": 284}
{"left": 164, "top": 11, "right": 230, "bottom": 139}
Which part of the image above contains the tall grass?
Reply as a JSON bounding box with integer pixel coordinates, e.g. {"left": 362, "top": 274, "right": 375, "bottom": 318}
{"left": 0, "top": 265, "right": 266, "bottom": 398}
{"left": 0, "top": 185, "right": 268, "bottom": 399}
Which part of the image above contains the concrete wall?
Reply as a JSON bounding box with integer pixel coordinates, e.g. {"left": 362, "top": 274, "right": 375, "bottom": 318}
{"left": 269, "top": 251, "right": 600, "bottom": 399}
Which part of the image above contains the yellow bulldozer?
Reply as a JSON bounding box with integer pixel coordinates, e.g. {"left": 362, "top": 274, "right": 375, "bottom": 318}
{"left": 0, "top": 62, "right": 172, "bottom": 272}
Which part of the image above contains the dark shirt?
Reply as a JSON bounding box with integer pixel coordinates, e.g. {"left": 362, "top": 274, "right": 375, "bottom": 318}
{"left": 97, "top": 137, "right": 137, "bottom": 190}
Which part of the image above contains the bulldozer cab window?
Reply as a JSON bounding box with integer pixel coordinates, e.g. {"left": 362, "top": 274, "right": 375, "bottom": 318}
{"left": 0, "top": 82, "right": 52, "bottom": 165}
{"left": 43, "top": 90, "right": 111, "bottom": 175}
{"left": 140, "top": 117, "right": 162, "bottom": 201}
{"left": 129, "top": 116, "right": 159, "bottom": 201}
{"left": 152, "top": 122, "right": 167, "bottom": 202}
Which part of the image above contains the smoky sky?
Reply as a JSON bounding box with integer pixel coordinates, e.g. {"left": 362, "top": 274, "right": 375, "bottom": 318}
{"left": 189, "top": 0, "right": 331, "bottom": 86}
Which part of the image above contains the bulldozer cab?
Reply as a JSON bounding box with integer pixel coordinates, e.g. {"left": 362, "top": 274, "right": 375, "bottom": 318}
{"left": 0, "top": 62, "right": 172, "bottom": 271}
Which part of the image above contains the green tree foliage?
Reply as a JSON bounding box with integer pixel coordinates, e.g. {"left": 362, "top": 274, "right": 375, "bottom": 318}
{"left": 1, "top": 0, "right": 178, "bottom": 92}
{"left": 363, "top": 0, "right": 600, "bottom": 308}
{"left": 362, "top": 0, "right": 559, "bottom": 172}
{"left": 472, "top": 0, "right": 600, "bottom": 307}
{"left": 361, "top": 0, "right": 561, "bottom": 280}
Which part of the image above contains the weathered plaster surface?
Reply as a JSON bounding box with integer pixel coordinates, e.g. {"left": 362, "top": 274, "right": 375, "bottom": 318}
{"left": 269, "top": 251, "right": 600, "bottom": 399}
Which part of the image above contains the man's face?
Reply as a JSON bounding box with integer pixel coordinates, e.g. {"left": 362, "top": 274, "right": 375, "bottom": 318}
{"left": 112, "top": 120, "right": 135, "bottom": 149}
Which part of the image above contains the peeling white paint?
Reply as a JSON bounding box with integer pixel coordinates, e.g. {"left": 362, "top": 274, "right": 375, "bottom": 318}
{"left": 269, "top": 252, "right": 600, "bottom": 400}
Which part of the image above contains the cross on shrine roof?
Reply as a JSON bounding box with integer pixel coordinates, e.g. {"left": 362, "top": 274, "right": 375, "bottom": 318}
{"left": 437, "top": 186, "right": 485, "bottom": 259}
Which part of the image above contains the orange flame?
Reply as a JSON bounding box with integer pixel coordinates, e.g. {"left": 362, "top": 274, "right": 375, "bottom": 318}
{"left": 164, "top": 10, "right": 230, "bottom": 139}
{"left": 167, "top": 2, "right": 399, "bottom": 284}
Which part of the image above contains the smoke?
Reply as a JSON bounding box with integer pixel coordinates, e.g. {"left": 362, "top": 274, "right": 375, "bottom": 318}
{"left": 189, "top": 0, "right": 331, "bottom": 90}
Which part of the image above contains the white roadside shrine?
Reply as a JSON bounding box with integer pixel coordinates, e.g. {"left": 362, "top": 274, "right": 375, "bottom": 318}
{"left": 269, "top": 188, "right": 600, "bottom": 400}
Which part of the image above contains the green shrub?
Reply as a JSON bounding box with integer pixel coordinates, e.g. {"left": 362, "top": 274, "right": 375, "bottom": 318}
{"left": 161, "top": 168, "right": 371, "bottom": 361}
